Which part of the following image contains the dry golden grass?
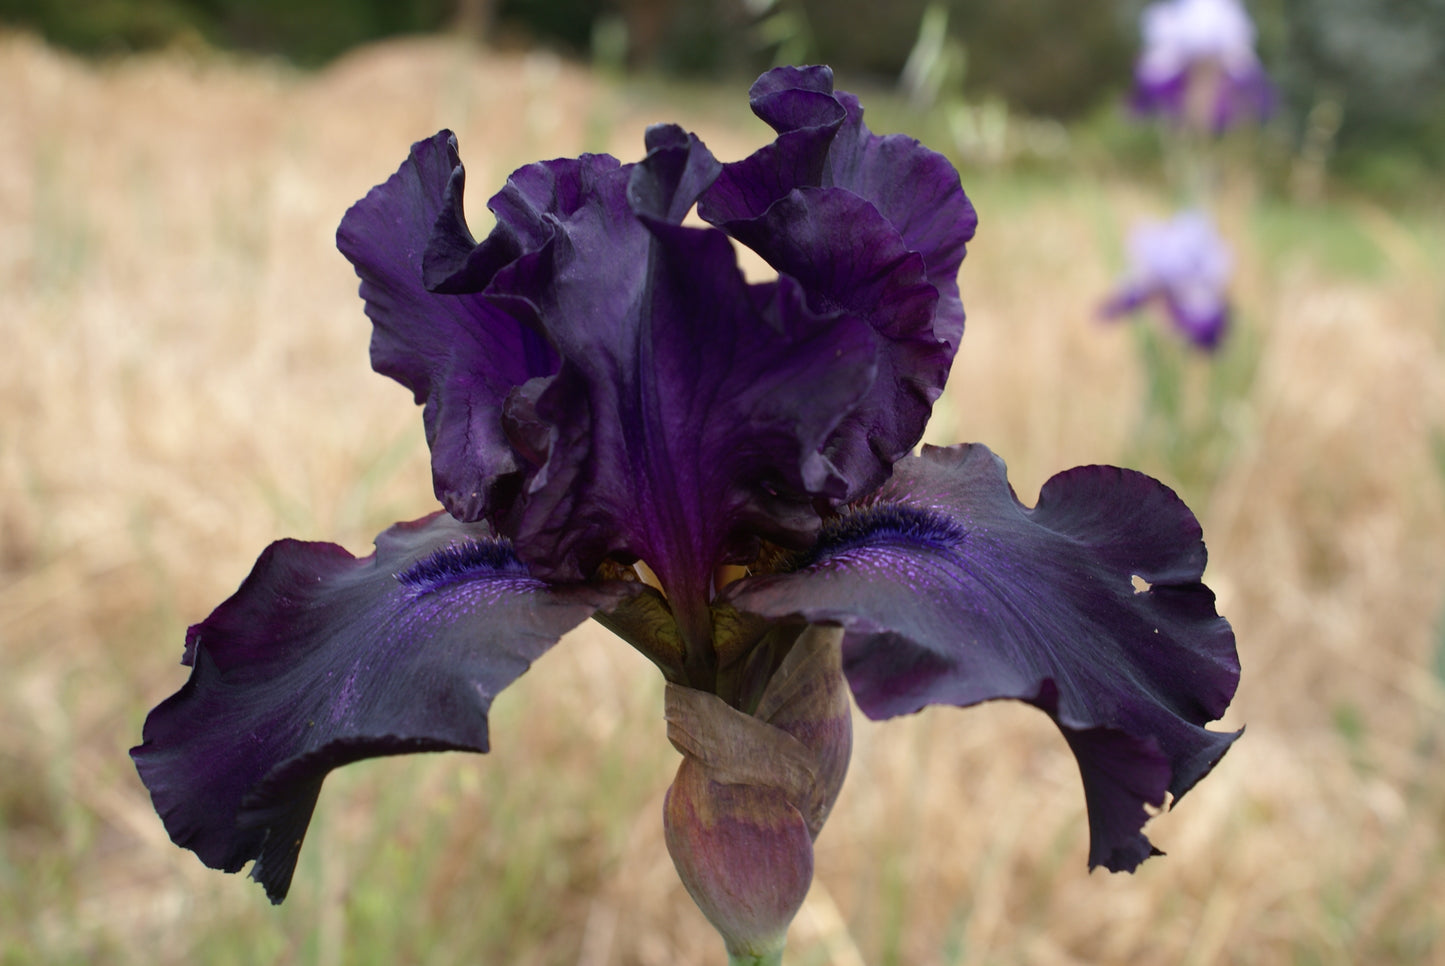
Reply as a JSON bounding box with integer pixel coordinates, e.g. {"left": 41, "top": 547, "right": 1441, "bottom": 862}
{"left": 3, "top": 30, "right": 1444, "bottom": 965}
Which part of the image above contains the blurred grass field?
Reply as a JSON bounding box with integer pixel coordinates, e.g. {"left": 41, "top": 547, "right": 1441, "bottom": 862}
{"left": 2, "top": 29, "right": 1444, "bottom": 965}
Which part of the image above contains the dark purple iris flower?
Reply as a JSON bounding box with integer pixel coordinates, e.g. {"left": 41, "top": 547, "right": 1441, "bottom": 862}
{"left": 1131, "top": 0, "right": 1274, "bottom": 133}
{"left": 1103, "top": 209, "right": 1233, "bottom": 350}
{"left": 132, "top": 66, "right": 1239, "bottom": 948}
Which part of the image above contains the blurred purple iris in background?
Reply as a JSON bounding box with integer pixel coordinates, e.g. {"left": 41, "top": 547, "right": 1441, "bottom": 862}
{"left": 1104, "top": 209, "right": 1233, "bottom": 350}
{"left": 1131, "top": 0, "right": 1274, "bottom": 132}
{"left": 132, "top": 66, "right": 1239, "bottom": 959}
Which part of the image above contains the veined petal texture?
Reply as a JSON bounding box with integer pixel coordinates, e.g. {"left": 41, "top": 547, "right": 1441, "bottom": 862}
{"left": 131, "top": 512, "right": 625, "bottom": 902}
{"left": 700, "top": 66, "right": 977, "bottom": 501}
{"left": 416, "top": 124, "right": 880, "bottom": 649}
{"left": 337, "top": 132, "right": 562, "bottom": 524}
{"left": 724, "top": 444, "right": 1240, "bottom": 871}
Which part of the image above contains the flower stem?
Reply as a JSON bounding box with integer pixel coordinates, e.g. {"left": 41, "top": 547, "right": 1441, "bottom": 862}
{"left": 728, "top": 951, "right": 784, "bottom": 966}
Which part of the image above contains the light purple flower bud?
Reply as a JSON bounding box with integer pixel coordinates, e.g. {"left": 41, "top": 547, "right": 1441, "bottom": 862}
{"left": 1103, "top": 210, "right": 1232, "bottom": 350}
{"left": 1132, "top": 0, "right": 1274, "bottom": 132}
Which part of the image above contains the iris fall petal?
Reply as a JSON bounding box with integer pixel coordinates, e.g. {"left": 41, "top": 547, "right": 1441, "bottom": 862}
{"left": 724, "top": 443, "right": 1240, "bottom": 870}
{"left": 130, "top": 512, "right": 625, "bottom": 902}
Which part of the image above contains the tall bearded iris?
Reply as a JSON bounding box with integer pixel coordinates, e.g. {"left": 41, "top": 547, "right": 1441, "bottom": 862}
{"left": 132, "top": 66, "right": 1239, "bottom": 963}
{"left": 1103, "top": 209, "right": 1233, "bottom": 350}
{"left": 1131, "top": 0, "right": 1274, "bottom": 133}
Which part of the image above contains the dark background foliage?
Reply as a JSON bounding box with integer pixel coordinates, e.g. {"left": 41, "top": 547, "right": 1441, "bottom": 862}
{"left": 3, "top": 0, "right": 1442, "bottom": 185}
{"left": 1262, "top": 0, "right": 1445, "bottom": 184}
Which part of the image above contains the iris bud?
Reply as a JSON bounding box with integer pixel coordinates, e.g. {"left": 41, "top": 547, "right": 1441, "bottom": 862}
{"left": 663, "top": 625, "right": 852, "bottom": 962}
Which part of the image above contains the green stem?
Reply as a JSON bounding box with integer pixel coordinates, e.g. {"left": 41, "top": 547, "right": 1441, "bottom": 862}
{"left": 728, "top": 951, "right": 784, "bottom": 966}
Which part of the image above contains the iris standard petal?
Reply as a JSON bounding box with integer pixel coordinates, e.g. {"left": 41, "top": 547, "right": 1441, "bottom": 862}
{"left": 336, "top": 131, "right": 560, "bottom": 523}
{"left": 425, "top": 150, "right": 628, "bottom": 293}
{"left": 699, "top": 66, "right": 976, "bottom": 501}
{"left": 702, "top": 65, "right": 976, "bottom": 310}
{"left": 710, "top": 186, "right": 946, "bottom": 495}
{"left": 626, "top": 123, "right": 724, "bottom": 226}
{"left": 723, "top": 443, "right": 1240, "bottom": 871}
{"left": 130, "top": 511, "right": 626, "bottom": 903}
{"left": 474, "top": 131, "right": 880, "bottom": 657}
{"left": 1131, "top": 0, "right": 1274, "bottom": 132}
